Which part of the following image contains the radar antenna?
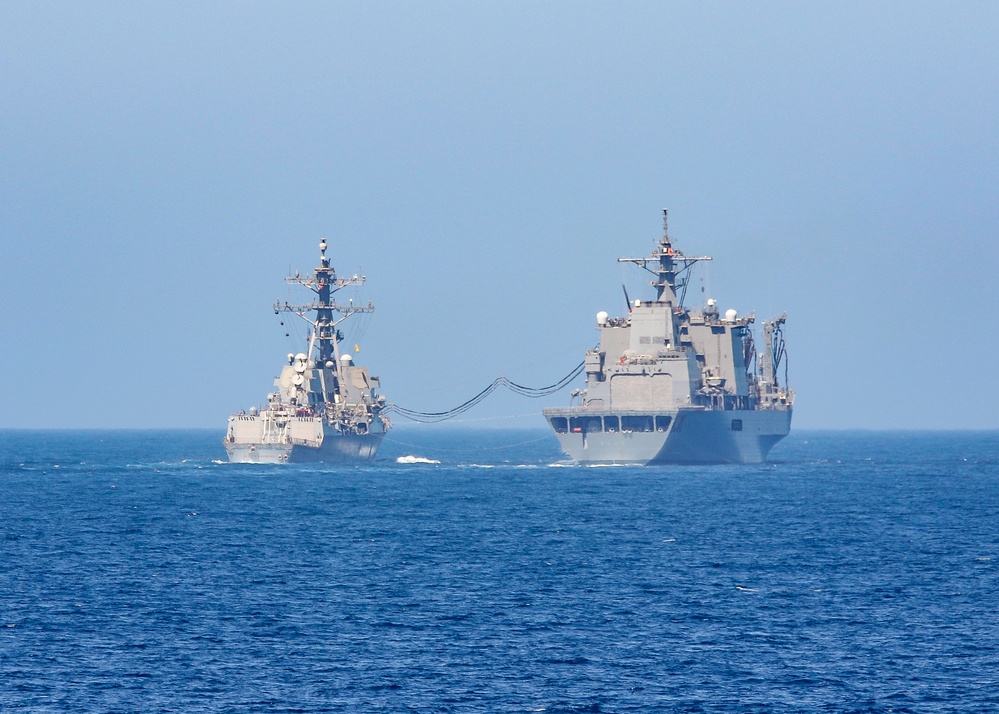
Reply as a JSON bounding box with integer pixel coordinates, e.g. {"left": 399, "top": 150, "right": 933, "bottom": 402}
{"left": 617, "top": 209, "right": 712, "bottom": 308}
{"left": 274, "top": 239, "right": 374, "bottom": 381}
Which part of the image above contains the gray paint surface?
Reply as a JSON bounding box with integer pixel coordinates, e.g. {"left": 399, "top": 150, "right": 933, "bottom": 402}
{"left": 544, "top": 211, "right": 793, "bottom": 465}
{"left": 224, "top": 241, "right": 389, "bottom": 464}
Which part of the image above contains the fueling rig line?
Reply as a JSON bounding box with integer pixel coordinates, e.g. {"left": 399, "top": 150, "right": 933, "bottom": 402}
{"left": 383, "top": 361, "right": 585, "bottom": 423}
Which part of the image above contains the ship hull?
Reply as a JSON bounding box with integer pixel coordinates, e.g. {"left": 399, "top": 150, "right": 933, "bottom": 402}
{"left": 544, "top": 408, "right": 791, "bottom": 465}
{"left": 224, "top": 415, "right": 385, "bottom": 464}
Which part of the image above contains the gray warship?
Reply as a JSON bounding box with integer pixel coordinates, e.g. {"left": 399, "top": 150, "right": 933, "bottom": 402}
{"left": 543, "top": 210, "right": 793, "bottom": 464}
{"left": 224, "top": 240, "right": 390, "bottom": 463}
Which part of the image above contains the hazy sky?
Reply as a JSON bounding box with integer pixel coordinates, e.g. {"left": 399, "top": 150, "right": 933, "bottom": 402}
{"left": 2, "top": 1, "right": 997, "bottom": 430}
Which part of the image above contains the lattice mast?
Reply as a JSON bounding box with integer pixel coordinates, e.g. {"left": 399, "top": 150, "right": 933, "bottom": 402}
{"left": 274, "top": 239, "right": 373, "bottom": 382}
{"left": 617, "top": 209, "right": 713, "bottom": 307}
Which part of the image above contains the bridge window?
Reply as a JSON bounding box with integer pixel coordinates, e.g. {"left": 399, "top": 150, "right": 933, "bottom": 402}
{"left": 550, "top": 417, "right": 568, "bottom": 434}
{"left": 604, "top": 416, "right": 619, "bottom": 432}
{"left": 655, "top": 416, "right": 672, "bottom": 432}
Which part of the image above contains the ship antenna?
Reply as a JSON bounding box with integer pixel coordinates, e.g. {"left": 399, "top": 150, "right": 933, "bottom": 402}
{"left": 274, "top": 238, "right": 373, "bottom": 382}
{"left": 316, "top": 238, "right": 334, "bottom": 363}
{"left": 617, "top": 208, "right": 711, "bottom": 306}
{"left": 656, "top": 208, "right": 674, "bottom": 302}
{"left": 622, "top": 284, "right": 632, "bottom": 312}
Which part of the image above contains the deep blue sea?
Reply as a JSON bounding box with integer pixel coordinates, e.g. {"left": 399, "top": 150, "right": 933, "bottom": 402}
{"left": 1, "top": 429, "right": 997, "bottom": 713}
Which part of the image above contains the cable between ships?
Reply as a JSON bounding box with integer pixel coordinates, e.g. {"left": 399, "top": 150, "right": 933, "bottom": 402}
{"left": 383, "top": 361, "right": 585, "bottom": 423}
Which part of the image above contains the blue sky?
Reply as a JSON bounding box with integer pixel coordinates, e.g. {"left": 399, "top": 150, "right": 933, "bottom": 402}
{"left": 2, "top": 1, "right": 997, "bottom": 429}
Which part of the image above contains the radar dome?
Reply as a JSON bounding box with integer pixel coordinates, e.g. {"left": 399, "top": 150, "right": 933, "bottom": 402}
{"left": 340, "top": 354, "right": 353, "bottom": 363}
{"left": 295, "top": 353, "right": 307, "bottom": 362}
{"left": 724, "top": 308, "right": 738, "bottom": 322}
{"left": 249, "top": 406, "right": 258, "bottom": 416}
{"left": 596, "top": 311, "right": 609, "bottom": 326}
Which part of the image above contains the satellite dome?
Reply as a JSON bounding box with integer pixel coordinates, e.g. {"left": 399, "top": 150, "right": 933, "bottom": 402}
{"left": 295, "top": 353, "right": 307, "bottom": 362}
{"left": 340, "top": 354, "right": 353, "bottom": 363}
{"left": 724, "top": 308, "right": 738, "bottom": 322}
{"left": 596, "top": 311, "right": 609, "bottom": 325}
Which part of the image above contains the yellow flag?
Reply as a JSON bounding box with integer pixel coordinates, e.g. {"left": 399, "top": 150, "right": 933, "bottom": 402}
{"left": 354, "top": 344, "right": 360, "bottom": 352}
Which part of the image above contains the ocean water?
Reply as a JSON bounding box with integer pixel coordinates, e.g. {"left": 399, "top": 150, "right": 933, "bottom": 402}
{"left": 1, "top": 429, "right": 997, "bottom": 713}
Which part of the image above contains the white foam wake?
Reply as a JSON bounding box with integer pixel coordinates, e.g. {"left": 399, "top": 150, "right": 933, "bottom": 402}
{"left": 396, "top": 455, "right": 441, "bottom": 465}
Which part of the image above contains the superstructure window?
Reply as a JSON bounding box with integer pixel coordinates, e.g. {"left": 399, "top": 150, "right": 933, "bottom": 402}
{"left": 569, "top": 416, "right": 603, "bottom": 433}
{"left": 655, "top": 416, "right": 672, "bottom": 432}
{"left": 621, "top": 415, "right": 653, "bottom": 432}
{"left": 551, "top": 417, "right": 568, "bottom": 434}
{"left": 604, "top": 416, "right": 619, "bottom": 432}
{"left": 731, "top": 419, "right": 743, "bottom": 432}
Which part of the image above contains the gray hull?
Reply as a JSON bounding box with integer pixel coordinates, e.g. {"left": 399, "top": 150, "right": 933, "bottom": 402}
{"left": 225, "top": 432, "right": 383, "bottom": 464}
{"left": 225, "top": 413, "right": 385, "bottom": 464}
{"left": 546, "top": 408, "right": 791, "bottom": 465}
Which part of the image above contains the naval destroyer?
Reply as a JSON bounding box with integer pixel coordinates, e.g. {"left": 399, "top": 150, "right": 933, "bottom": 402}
{"left": 543, "top": 210, "right": 793, "bottom": 464}
{"left": 224, "top": 240, "right": 390, "bottom": 463}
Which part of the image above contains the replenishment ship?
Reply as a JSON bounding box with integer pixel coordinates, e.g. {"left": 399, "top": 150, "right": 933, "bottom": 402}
{"left": 543, "top": 211, "right": 793, "bottom": 464}
{"left": 224, "top": 240, "right": 389, "bottom": 463}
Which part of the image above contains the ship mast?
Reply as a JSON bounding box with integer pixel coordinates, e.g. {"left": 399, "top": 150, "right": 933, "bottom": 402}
{"left": 617, "top": 209, "right": 712, "bottom": 308}
{"left": 274, "top": 239, "right": 374, "bottom": 375}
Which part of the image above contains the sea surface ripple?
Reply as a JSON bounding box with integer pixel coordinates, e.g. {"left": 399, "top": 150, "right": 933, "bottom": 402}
{"left": 1, "top": 429, "right": 997, "bottom": 712}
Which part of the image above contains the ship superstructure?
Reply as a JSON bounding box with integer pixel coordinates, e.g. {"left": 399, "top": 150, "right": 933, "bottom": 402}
{"left": 224, "top": 240, "right": 389, "bottom": 463}
{"left": 543, "top": 211, "right": 793, "bottom": 464}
